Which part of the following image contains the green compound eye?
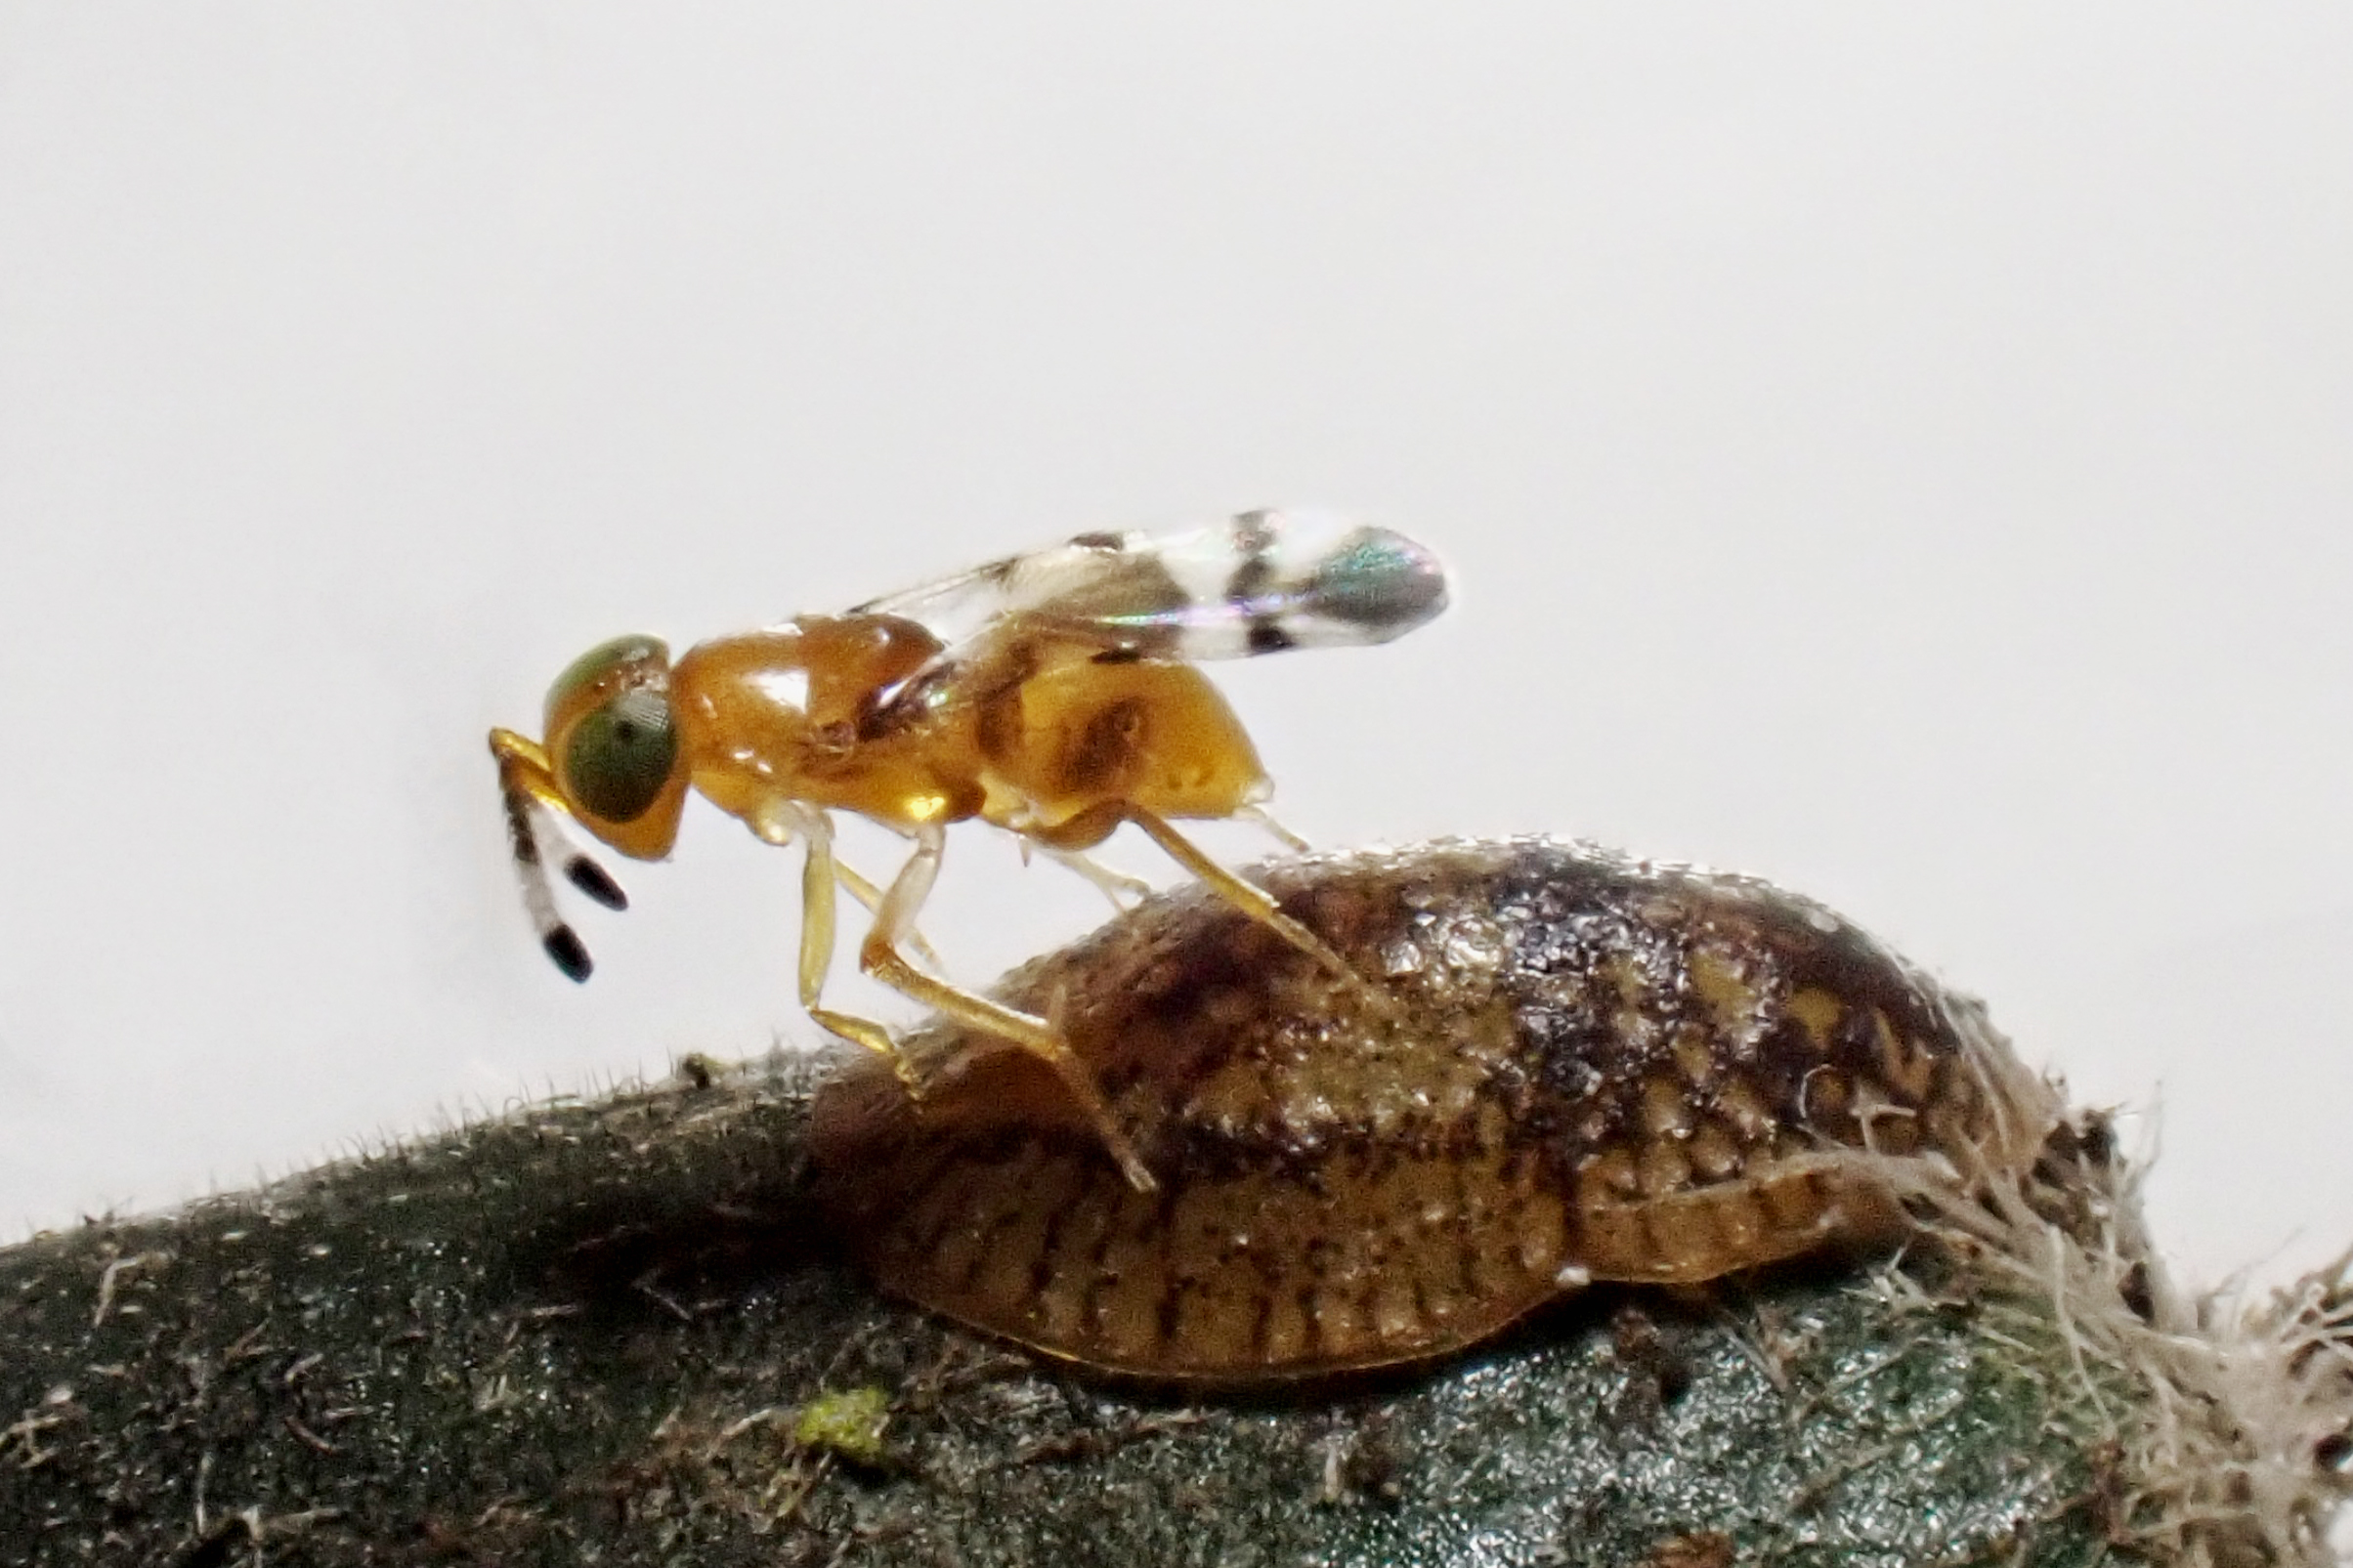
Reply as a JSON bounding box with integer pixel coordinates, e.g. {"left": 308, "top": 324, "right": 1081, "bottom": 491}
{"left": 549, "top": 634, "right": 667, "bottom": 714}
{"left": 565, "top": 685, "right": 679, "bottom": 824}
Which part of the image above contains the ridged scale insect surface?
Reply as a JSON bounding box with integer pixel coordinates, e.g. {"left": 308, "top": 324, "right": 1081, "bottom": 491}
{"left": 812, "top": 837, "right": 2057, "bottom": 1382}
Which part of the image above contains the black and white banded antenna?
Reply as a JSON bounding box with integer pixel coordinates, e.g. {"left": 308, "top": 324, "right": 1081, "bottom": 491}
{"left": 499, "top": 778, "right": 627, "bottom": 982}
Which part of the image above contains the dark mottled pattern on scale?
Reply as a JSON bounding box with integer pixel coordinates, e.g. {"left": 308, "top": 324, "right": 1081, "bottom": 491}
{"left": 811, "top": 838, "right": 2050, "bottom": 1383}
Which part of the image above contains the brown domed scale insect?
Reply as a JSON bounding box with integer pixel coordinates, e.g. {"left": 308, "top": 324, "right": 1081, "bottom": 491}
{"left": 489, "top": 510, "right": 1449, "bottom": 1192}
{"left": 811, "top": 837, "right": 2058, "bottom": 1383}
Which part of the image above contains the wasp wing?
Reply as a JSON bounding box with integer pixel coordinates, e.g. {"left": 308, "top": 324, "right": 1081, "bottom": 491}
{"left": 851, "top": 508, "right": 1449, "bottom": 664}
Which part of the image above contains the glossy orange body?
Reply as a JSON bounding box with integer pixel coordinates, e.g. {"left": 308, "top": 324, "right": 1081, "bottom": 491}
{"left": 659, "top": 617, "right": 1273, "bottom": 855}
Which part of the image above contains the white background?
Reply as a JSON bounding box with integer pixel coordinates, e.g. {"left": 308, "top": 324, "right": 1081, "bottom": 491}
{"left": 2, "top": 7, "right": 2348, "bottom": 1298}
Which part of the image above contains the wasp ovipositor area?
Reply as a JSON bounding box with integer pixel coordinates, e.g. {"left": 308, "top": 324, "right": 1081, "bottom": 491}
{"left": 813, "top": 837, "right": 2060, "bottom": 1381}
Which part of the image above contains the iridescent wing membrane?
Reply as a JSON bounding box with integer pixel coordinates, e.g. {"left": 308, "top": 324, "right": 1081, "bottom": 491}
{"left": 851, "top": 508, "right": 1450, "bottom": 672}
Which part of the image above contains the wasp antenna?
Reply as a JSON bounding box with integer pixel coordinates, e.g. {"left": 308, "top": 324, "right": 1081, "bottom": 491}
{"left": 565, "top": 855, "right": 628, "bottom": 911}
{"left": 502, "top": 781, "right": 601, "bottom": 982}
{"left": 542, "top": 926, "right": 594, "bottom": 983}
{"left": 499, "top": 775, "right": 544, "bottom": 871}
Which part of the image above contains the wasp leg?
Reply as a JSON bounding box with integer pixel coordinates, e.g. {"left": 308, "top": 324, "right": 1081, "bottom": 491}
{"left": 1233, "top": 802, "right": 1312, "bottom": 854}
{"left": 778, "top": 809, "right": 1148, "bottom": 1188}
{"left": 490, "top": 727, "right": 622, "bottom": 982}
{"left": 765, "top": 801, "right": 914, "bottom": 1080}
{"left": 749, "top": 797, "right": 941, "bottom": 975}
{"left": 857, "top": 825, "right": 1157, "bottom": 1194}
{"left": 1119, "top": 807, "right": 1394, "bottom": 1013}
{"left": 833, "top": 858, "right": 943, "bottom": 974}
{"left": 1033, "top": 842, "right": 1153, "bottom": 911}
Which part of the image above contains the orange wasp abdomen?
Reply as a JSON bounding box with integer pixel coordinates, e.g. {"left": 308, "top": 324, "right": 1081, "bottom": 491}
{"left": 974, "top": 651, "right": 1271, "bottom": 849}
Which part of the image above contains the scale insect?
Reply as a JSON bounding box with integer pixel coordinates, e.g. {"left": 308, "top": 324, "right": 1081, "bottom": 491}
{"left": 811, "top": 837, "right": 2059, "bottom": 1383}
{"left": 491, "top": 508, "right": 1449, "bottom": 1193}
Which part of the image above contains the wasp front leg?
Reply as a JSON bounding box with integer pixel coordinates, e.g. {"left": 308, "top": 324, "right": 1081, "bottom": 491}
{"left": 757, "top": 799, "right": 903, "bottom": 1063}
{"left": 853, "top": 825, "right": 1157, "bottom": 1194}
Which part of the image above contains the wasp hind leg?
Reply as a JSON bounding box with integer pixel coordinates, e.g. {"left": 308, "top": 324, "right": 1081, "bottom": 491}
{"left": 1032, "top": 842, "right": 1154, "bottom": 911}
{"left": 791, "top": 812, "right": 1155, "bottom": 1194}
{"left": 1233, "top": 802, "right": 1311, "bottom": 854}
{"left": 1117, "top": 807, "right": 1396, "bottom": 1016}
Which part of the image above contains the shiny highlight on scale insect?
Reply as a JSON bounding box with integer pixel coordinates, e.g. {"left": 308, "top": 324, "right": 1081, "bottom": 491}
{"left": 491, "top": 509, "right": 1450, "bottom": 1192}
